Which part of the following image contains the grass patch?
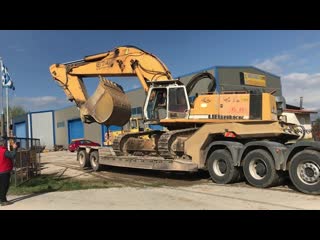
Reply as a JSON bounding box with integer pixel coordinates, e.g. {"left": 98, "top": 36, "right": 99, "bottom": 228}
{"left": 8, "top": 174, "right": 120, "bottom": 195}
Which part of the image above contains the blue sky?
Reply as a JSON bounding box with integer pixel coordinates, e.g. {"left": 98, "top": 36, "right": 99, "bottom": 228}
{"left": 1, "top": 30, "right": 320, "bottom": 111}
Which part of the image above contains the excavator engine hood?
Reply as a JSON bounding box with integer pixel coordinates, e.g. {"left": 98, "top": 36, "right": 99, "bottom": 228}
{"left": 80, "top": 80, "right": 131, "bottom": 126}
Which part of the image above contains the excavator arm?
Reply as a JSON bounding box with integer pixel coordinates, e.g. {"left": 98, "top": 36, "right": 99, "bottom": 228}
{"left": 49, "top": 46, "right": 173, "bottom": 126}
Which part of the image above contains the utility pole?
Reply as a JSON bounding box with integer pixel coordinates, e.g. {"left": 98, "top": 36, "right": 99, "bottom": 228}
{"left": 0, "top": 57, "right": 4, "bottom": 138}
{"left": 6, "top": 86, "right": 9, "bottom": 149}
{"left": 300, "top": 96, "right": 303, "bottom": 110}
{"left": 0, "top": 57, "right": 13, "bottom": 149}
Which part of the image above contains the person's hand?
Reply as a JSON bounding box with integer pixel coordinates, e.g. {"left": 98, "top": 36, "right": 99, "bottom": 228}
{"left": 12, "top": 143, "right": 17, "bottom": 149}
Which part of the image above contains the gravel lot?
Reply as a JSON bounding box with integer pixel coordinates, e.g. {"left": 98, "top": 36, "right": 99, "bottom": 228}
{"left": 1, "top": 151, "right": 319, "bottom": 210}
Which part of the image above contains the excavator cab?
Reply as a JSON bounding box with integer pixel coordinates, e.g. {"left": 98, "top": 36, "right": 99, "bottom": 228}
{"left": 144, "top": 84, "right": 190, "bottom": 121}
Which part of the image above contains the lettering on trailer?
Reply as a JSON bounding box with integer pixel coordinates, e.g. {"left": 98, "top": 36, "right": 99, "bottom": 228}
{"left": 208, "top": 114, "right": 245, "bottom": 120}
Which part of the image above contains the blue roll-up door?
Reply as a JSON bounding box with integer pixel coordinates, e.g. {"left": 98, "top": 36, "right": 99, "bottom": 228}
{"left": 149, "top": 124, "right": 163, "bottom": 130}
{"left": 15, "top": 122, "right": 27, "bottom": 138}
{"left": 68, "top": 119, "right": 84, "bottom": 143}
{"left": 102, "top": 125, "right": 122, "bottom": 134}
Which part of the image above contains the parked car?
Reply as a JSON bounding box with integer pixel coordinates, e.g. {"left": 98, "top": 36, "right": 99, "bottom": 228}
{"left": 68, "top": 139, "right": 101, "bottom": 152}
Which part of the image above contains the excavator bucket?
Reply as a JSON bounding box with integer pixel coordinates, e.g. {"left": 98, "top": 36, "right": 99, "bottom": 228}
{"left": 80, "top": 79, "right": 131, "bottom": 126}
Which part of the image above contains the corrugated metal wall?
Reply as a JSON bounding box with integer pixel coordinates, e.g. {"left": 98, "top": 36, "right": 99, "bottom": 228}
{"left": 30, "top": 111, "right": 55, "bottom": 149}
{"left": 54, "top": 106, "right": 102, "bottom": 148}
{"left": 126, "top": 88, "right": 146, "bottom": 112}
{"left": 179, "top": 69, "right": 216, "bottom": 96}
{"left": 217, "top": 67, "right": 282, "bottom": 96}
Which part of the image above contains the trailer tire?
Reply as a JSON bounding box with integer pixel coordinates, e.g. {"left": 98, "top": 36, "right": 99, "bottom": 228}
{"left": 90, "top": 151, "right": 100, "bottom": 172}
{"left": 78, "top": 150, "right": 89, "bottom": 169}
{"left": 289, "top": 150, "right": 320, "bottom": 195}
{"left": 207, "top": 149, "right": 241, "bottom": 184}
{"left": 243, "top": 149, "right": 280, "bottom": 188}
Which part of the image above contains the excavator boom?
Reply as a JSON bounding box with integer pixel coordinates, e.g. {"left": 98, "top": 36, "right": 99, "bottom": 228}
{"left": 49, "top": 46, "right": 173, "bottom": 126}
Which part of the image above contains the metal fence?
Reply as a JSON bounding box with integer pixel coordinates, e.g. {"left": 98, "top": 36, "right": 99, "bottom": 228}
{"left": 6, "top": 137, "right": 42, "bottom": 186}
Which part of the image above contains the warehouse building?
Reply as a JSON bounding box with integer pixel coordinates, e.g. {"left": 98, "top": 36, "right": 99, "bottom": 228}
{"left": 13, "top": 110, "right": 55, "bottom": 149}
{"left": 12, "top": 66, "right": 288, "bottom": 149}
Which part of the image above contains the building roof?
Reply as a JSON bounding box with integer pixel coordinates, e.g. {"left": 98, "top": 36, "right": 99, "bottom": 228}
{"left": 176, "top": 65, "right": 281, "bottom": 79}
{"left": 285, "top": 104, "right": 318, "bottom": 114}
{"left": 284, "top": 109, "right": 318, "bottom": 114}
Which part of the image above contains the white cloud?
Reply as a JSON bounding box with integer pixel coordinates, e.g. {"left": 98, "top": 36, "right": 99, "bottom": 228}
{"left": 254, "top": 54, "right": 291, "bottom": 74}
{"left": 252, "top": 41, "right": 320, "bottom": 112}
{"left": 300, "top": 41, "right": 320, "bottom": 50}
{"left": 282, "top": 72, "right": 320, "bottom": 110}
{"left": 12, "top": 96, "right": 70, "bottom": 111}
{"left": 254, "top": 40, "right": 320, "bottom": 75}
{"left": 8, "top": 45, "right": 25, "bottom": 53}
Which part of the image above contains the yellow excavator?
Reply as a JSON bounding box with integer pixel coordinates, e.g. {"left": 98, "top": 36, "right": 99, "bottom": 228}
{"left": 50, "top": 45, "right": 320, "bottom": 195}
{"left": 104, "top": 117, "right": 150, "bottom": 146}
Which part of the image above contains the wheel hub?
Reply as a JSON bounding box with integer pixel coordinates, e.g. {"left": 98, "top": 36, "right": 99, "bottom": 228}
{"left": 218, "top": 161, "right": 227, "bottom": 174}
{"left": 213, "top": 159, "right": 227, "bottom": 176}
{"left": 79, "top": 154, "right": 84, "bottom": 164}
{"left": 249, "top": 159, "right": 267, "bottom": 180}
{"left": 298, "top": 162, "right": 320, "bottom": 184}
{"left": 91, "top": 156, "right": 97, "bottom": 167}
{"left": 256, "top": 162, "right": 267, "bottom": 177}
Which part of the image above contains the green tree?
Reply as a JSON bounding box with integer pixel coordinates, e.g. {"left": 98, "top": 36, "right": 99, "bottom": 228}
{"left": 1, "top": 105, "right": 27, "bottom": 120}
{"left": 9, "top": 105, "right": 27, "bottom": 118}
{"left": 0, "top": 105, "right": 27, "bottom": 136}
{"left": 315, "top": 117, "right": 320, "bottom": 123}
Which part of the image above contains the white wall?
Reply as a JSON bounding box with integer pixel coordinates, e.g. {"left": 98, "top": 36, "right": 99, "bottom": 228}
{"left": 31, "top": 112, "right": 55, "bottom": 149}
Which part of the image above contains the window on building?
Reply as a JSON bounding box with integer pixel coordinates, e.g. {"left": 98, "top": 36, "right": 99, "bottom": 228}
{"left": 57, "top": 121, "right": 65, "bottom": 128}
{"left": 131, "top": 107, "right": 143, "bottom": 116}
{"left": 136, "top": 107, "right": 142, "bottom": 115}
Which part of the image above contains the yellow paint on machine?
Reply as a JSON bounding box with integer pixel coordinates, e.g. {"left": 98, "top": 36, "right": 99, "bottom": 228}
{"left": 190, "top": 93, "right": 250, "bottom": 119}
{"left": 262, "top": 93, "right": 278, "bottom": 121}
{"left": 242, "top": 72, "right": 266, "bottom": 87}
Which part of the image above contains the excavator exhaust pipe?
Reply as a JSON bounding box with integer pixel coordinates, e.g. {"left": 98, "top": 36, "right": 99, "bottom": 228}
{"left": 79, "top": 79, "right": 131, "bottom": 126}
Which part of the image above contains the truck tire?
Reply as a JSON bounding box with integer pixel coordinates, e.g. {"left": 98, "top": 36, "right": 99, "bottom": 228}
{"left": 289, "top": 149, "right": 320, "bottom": 195}
{"left": 90, "top": 151, "right": 100, "bottom": 172}
{"left": 207, "top": 149, "right": 241, "bottom": 184}
{"left": 78, "top": 150, "right": 89, "bottom": 169}
{"left": 243, "top": 149, "right": 280, "bottom": 188}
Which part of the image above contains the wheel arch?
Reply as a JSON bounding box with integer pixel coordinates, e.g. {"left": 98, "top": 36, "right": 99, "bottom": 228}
{"left": 89, "top": 149, "right": 100, "bottom": 171}
{"left": 204, "top": 141, "right": 244, "bottom": 169}
{"left": 77, "top": 147, "right": 88, "bottom": 160}
{"left": 285, "top": 141, "right": 320, "bottom": 170}
{"left": 239, "top": 141, "right": 286, "bottom": 170}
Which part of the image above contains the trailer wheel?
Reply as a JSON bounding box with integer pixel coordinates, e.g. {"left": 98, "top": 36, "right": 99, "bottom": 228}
{"left": 78, "top": 150, "right": 89, "bottom": 169}
{"left": 243, "top": 149, "right": 280, "bottom": 188}
{"left": 90, "top": 151, "right": 100, "bottom": 172}
{"left": 207, "top": 149, "right": 241, "bottom": 184}
{"left": 289, "top": 149, "right": 320, "bottom": 195}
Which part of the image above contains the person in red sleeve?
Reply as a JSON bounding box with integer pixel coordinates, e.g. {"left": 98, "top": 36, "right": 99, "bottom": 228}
{"left": 0, "top": 137, "right": 17, "bottom": 206}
